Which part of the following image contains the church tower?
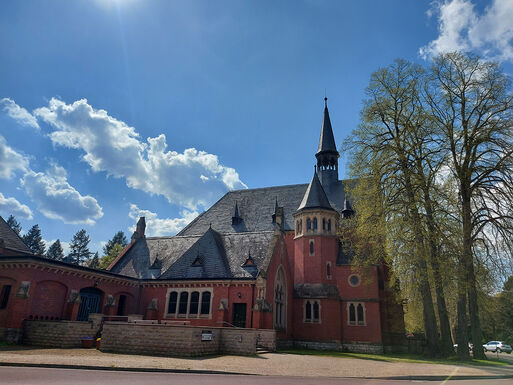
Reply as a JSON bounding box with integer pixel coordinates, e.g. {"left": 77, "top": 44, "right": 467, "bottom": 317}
{"left": 293, "top": 170, "right": 339, "bottom": 283}
{"left": 316, "top": 97, "right": 339, "bottom": 187}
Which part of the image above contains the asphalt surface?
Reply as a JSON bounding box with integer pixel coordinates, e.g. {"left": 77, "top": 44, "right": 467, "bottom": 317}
{"left": 0, "top": 367, "right": 512, "bottom": 385}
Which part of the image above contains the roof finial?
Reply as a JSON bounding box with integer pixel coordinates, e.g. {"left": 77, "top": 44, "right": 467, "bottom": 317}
{"left": 314, "top": 164, "right": 317, "bottom": 173}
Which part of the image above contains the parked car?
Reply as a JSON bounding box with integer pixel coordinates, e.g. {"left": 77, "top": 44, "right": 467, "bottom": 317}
{"left": 482, "top": 341, "right": 512, "bottom": 354}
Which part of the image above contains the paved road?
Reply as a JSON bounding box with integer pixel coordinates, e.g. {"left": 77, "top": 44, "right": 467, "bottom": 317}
{"left": 0, "top": 367, "right": 512, "bottom": 385}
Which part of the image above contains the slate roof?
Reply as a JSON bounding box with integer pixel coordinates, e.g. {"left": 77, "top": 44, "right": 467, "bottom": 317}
{"left": 110, "top": 229, "right": 275, "bottom": 280}
{"left": 0, "top": 216, "right": 33, "bottom": 255}
{"left": 178, "top": 180, "right": 351, "bottom": 236}
{"left": 297, "top": 171, "right": 335, "bottom": 212}
{"left": 316, "top": 100, "right": 338, "bottom": 155}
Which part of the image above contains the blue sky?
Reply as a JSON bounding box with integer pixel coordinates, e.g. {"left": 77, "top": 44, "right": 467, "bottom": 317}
{"left": 1, "top": 0, "right": 512, "bottom": 255}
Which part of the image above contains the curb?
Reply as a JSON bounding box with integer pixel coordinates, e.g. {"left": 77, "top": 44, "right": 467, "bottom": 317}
{"left": 0, "top": 362, "right": 252, "bottom": 376}
{"left": 1, "top": 362, "right": 513, "bottom": 380}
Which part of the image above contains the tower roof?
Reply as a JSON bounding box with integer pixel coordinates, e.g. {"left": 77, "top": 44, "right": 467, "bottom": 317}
{"left": 297, "top": 170, "right": 335, "bottom": 212}
{"left": 316, "top": 98, "right": 338, "bottom": 155}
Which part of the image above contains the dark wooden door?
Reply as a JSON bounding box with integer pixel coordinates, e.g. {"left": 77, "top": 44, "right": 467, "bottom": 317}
{"left": 77, "top": 288, "right": 102, "bottom": 321}
{"left": 232, "top": 303, "right": 246, "bottom": 328}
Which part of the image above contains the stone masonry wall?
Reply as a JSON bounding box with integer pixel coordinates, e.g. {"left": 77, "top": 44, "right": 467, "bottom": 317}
{"left": 100, "top": 322, "right": 275, "bottom": 356}
{"left": 23, "top": 319, "right": 99, "bottom": 348}
{"left": 100, "top": 322, "right": 221, "bottom": 357}
{"left": 256, "top": 329, "right": 276, "bottom": 351}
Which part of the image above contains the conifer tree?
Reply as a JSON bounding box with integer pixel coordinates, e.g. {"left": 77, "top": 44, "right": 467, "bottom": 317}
{"left": 22, "top": 224, "right": 46, "bottom": 255}
{"left": 99, "top": 243, "right": 124, "bottom": 270}
{"left": 103, "top": 231, "right": 128, "bottom": 256}
{"left": 6, "top": 215, "right": 21, "bottom": 236}
{"left": 88, "top": 252, "right": 100, "bottom": 269}
{"left": 46, "top": 240, "right": 64, "bottom": 260}
{"left": 67, "top": 229, "right": 91, "bottom": 265}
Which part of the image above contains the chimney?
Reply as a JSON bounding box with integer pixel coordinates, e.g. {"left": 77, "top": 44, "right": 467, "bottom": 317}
{"left": 131, "top": 216, "right": 146, "bottom": 241}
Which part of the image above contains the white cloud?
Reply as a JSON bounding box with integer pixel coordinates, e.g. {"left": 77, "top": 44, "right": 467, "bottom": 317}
{"left": 34, "top": 98, "right": 246, "bottom": 211}
{"left": 0, "top": 98, "right": 39, "bottom": 129}
{"left": 128, "top": 203, "right": 197, "bottom": 237}
{"left": 420, "top": 0, "right": 513, "bottom": 62}
{"left": 0, "top": 134, "right": 29, "bottom": 179}
{"left": 21, "top": 164, "right": 104, "bottom": 225}
{"left": 0, "top": 192, "right": 33, "bottom": 219}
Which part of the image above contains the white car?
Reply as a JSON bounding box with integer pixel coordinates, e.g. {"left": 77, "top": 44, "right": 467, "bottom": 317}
{"left": 482, "top": 341, "right": 512, "bottom": 354}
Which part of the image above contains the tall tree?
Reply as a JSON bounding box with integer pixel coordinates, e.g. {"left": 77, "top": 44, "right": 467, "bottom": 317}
{"left": 22, "top": 224, "right": 46, "bottom": 255}
{"left": 46, "top": 240, "right": 64, "bottom": 260}
{"left": 426, "top": 52, "right": 513, "bottom": 360}
{"left": 99, "top": 243, "right": 124, "bottom": 270}
{"left": 347, "top": 60, "right": 442, "bottom": 356}
{"left": 103, "top": 231, "right": 128, "bottom": 256}
{"left": 67, "top": 229, "right": 91, "bottom": 265}
{"left": 6, "top": 215, "right": 21, "bottom": 236}
{"left": 88, "top": 252, "right": 100, "bottom": 269}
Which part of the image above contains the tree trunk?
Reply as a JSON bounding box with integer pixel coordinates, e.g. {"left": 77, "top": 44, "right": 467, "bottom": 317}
{"left": 461, "top": 187, "right": 485, "bottom": 359}
{"left": 400, "top": 159, "right": 440, "bottom": 356}
{"left": 423, "top": 191, "right": 453, "bottom": 356}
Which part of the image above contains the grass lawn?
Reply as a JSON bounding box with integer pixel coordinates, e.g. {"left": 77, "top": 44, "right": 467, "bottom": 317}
{"left": 278, "top": 348, "right": 511, "bottom": 367}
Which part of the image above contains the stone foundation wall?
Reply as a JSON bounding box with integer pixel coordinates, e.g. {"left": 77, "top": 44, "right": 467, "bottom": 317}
{"left": 282, "top": 339, "right": 384, "bottom": 354}
{"left": 23, "top": 320, "right": 99, "bottom": 348}
{"left": 0, "top": 327, "right": 23, "bottom": 344}
{"left": 256, "top": 329, "right": 276, "bottom": 351}
{"left": 100, "top": 322, "right": 275, "bottom": 356}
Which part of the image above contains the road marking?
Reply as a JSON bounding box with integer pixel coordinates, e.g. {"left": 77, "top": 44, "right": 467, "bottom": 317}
{"left": 440, "top": 367, "right": 459, "bottom": 384}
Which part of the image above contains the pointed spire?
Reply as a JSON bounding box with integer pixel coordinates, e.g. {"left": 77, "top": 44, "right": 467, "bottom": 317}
{"left": 297, "top": 170, "right": 335, "bottom": 212}
{"left": 316, "top": 97, "right": 338, "bottom": 155}
{"left": 341, "top": 197, "right": 355, "bottom": 218}
{"left": 232, "top": 201, "right": 242, "bottom": 225}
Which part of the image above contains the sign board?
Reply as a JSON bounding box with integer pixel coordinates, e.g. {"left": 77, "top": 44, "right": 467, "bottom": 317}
{"left": 201, "top": 330, "right": 213, "bottom": 341}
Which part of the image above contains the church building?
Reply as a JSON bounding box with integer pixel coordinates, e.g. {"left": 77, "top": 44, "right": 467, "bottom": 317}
{"left": 0, "top": 99, "right": 404, "bottom": 353}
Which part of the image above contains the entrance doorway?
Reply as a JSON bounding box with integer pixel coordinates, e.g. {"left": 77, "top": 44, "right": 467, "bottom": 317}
{"left": 77, "top": 287, "right": 103, "bottom": 321}
{"left": 232, "top": 303, "right": 247, "bottom": 328}
{"left": 117, "top": 294, "right": 127, "bottom": 316}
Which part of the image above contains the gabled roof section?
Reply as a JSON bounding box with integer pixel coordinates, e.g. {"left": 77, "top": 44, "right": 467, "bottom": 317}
{"left": 0, "top": 216, "right": 33, "bottom": 255}
{"left": 316, "top": 98, "right": 338, "bottom": 155}
{"left": 297, "top": 171, "right": 335, "bottom": 212}
{"left": 160, "top": 227, "right": 231, "bottom": 280}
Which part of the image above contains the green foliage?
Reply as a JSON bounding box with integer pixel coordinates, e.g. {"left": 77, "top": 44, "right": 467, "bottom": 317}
{"left": 46, "top": 239, "right": 64, "bottom": 260}
{"left": 67, "top": 229, "right": 91, "bottom": 265}
{"left": 6, "top": 215, "right": 21, "bottom": 236}
{"left": 103, "top": 231, "right": 128, "bottom": 257}
{"left": 99, "top": 243, "right": 124, "bottom": 270}
{"left": 22, "top": 224, "right": 46, "bottom": 255}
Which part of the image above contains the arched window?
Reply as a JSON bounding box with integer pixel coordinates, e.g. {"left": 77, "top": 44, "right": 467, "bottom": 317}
{"left": 178, "top": 292, "right": 189, "bottom": 314}
{"left": 349, "top": 303, "right": 356, "bottom": 325}
{"left": 313, "top": 301, "right": 320, "bottom": 322}
{"left": 200, "top": 292, "right": 211, "bottom": 315}
{"left": 274, "top": 267, "right": 286, "bottom": 329}
{"left": 299, "top": 220, "right": 302, "bottom": 233}
{"left": 357, "top": 303, "right": 364, "bottom": 325}
{"left": 322, "top": 218, "right": 326, "bottom": 230}
{"left": 190, "top": 291, "right": 200, "bottom": 315}
{"left": 307, "top": 218, "right": 312, "bottom": 231}
{"left": 168, "top": 291, "right": 178, "bottom": 314}
{"left": 326, "top": 262, "right": 331, "bottom": 279}
{"left": 328, "top": 219, "right": 331, "bottom": 232}
{"left": 296, "top": 221, "right": 300, "bottom": 234}
{"left": 309, "top": 240, "right": 314, "bottom": 256}
{"left": 313, "top": 218, "right": 318, "bottom": 231}
{"left": 305, "top": 301, "right": 312, "bottom": 321}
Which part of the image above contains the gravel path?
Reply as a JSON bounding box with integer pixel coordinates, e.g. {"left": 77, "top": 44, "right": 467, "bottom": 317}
{"left": 1, "top": 347, "right": 512, "bottom": 379}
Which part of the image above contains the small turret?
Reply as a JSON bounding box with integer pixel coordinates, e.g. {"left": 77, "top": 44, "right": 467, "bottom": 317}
{"left": 341, "top": 197, "right": 354, "bottom": 219}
